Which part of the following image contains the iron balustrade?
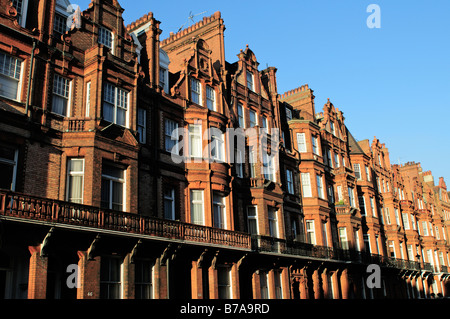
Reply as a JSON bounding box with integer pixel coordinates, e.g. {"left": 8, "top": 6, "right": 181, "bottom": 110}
{"left": 251, "top": 235, "right": 446, "bottom": 273}
{"left": 0, "top": 190, "right": 251, "bottom": 250}
{"left": 0, "top": 189, "right": 448, "bottom": 275}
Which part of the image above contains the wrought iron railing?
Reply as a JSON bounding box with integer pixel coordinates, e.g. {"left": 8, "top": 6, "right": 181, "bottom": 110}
{"left": 0, "top": 190, "right": 251, "bottom": 250}
{"left": 251, "top": 235, "right": 446, "bottom": 273}
{"left": 0, "top": 189, "right": 448, "bottom": 274}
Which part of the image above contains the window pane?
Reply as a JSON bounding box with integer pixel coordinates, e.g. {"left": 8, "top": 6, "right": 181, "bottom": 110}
{"left": 101, "top": 179, "right": 110, "bottom": 209}
{"left": 0, "top": 162, "right": 14, "bottom": 190}
{"left": 68, "top": 175, "right": 83, "bottom": 204}
{"left": 112, "top": 181, "right": 123, "bottom": 211}
{"left": 52, "top": 95, "right": 68, "bottom": 116}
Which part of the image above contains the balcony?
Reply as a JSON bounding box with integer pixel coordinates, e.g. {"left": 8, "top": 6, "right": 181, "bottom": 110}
{"left": 0, "top": 190, "right": 251, "bottom": 250}
{"left": 251, "top": 235, "right": 446, "bottom": 273}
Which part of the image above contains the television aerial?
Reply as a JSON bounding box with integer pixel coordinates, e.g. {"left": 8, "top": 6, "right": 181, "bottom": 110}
{"left": 178, "top": 11, "right": 207, "bottom": 32}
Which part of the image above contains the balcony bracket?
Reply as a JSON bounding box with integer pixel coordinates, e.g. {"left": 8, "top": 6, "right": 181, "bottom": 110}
{"left": 40, "top": 227, "right": 55, "bottom": 257}
{"left": 87, "top": 234, "right": 101, "bottom": 260}
{"left": 197, "top": 249, "right": 209, "bottom": 268}
{"left": 130, "top": 239, "right": 143, "bottom": 264}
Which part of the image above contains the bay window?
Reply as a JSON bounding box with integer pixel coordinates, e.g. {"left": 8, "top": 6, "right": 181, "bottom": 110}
{"left": 0, "top": 145, "right": 18, "bottom": 191}
{"left": 0, "top": 51, "right": 23, "bottom": 101}
{"left": 103, "top": 83, "right": 129, "bottom": 127}
{"left": 189, "top": 124, "right": 202, "bottom": 158}
{"left": 190, "top": 190, "right": 204, "bottom": 225}
{"left": 213, "top": 193, "right": 226, "bottom": 229}
{"left": 67, "top": 158, "right": 84, "bottom": 204}
{"left": 101, "top": 165, "right": 125, "bottom": 212}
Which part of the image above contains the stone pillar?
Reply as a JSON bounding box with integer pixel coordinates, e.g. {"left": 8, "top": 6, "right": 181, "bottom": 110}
{"left": 27, "top": 246, "right": 48, "bottom": 299}
{"left": 231, "top": 263, "right": 240, "bottom": 299}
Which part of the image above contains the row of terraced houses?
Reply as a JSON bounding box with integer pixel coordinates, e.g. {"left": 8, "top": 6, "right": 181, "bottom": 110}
{"left": 0, "top": 0, "right": 449, "bottom": 300}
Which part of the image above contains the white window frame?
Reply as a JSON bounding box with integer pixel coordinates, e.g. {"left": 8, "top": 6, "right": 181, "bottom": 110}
{"left": 246, "top": 70, "right": 254, "bottom": 91}
{"left": 365, "top": 166, "right": 371, "bottom": 181}
{"left": 66, "top": 158, "right": 85, "bottom": 204}
{"left": 312, "top": 136, "right": 320, "bottom": 155}
{"left": 0, "top": 145, "right": 18, "bottom": 191}
{"left": 316, "top": 174, "right": 324, "bottom": 199}
{"left": 296, "top": 133, "right": 307, "bottom": 153}
{"left": 402, "top": 212, "right": 410, "bottom": 230}
{"left": 190, "top": 78, "right": 202, "bottom": 105}
{"left": 334, "top": 153, "right": 340, "bottom": 168}
{"left": 98, "top": 27, "right": 114, "bottom": 53}
{"left": 384, "top": 207, "right": 391, "bottom": 224}
{"left": 54, "top": 12, "right": 69, "bottom": 34}
{"left": 189, "top": 124, "right": 202, "bottom": 158}
{"left": 339, "top": 227, "right": 349, "bottom": 250}
{"left": 235, "top": 148, "right": 243, "bottom": 178}
{"left": 159, "top": 48, "right": 170, "bottom": 93}
{"left": 163, "top": 188, "right": 175, "bottom": 220}
{"left": 261, "top": 116, "right": 268, "bottom": 131}
{"left": 101, "top": 165, "right": 126, "bottom": 212}
{"left": 337, "top": 185, "right": 343, "bottom": 202}
{"left": 85, "top": 81, "right": 91, "bottom": 117}
{"left": 213, "top": 193, "right": 226, "bottom": 229}
{"left": 0, "top": 51, "right": 23, "bottom": 101}
{"left": 301, "top": 173, "right": 312, "bottom": 198}
{"left": 249, "top": 109, "right": 257, "bottom": 128}
{"left": 164, "top": 119, "right": 178, "bottom": 154}
{"left": 210, "top": 132, "right": 225, "bottom": 162}
{"left": 137, "top": 108, "right": 146, "bottom": 144}
{"left": 247, "top": 206, "right": 258, "bottom": 235}
{"left": 103, "top": 82, "right": 129, "bottom": 127}
{"left": 52, "top": 74, "right": 72, "bottom": 117}
{"left": 285, "top": 107, "right": 292, "bottom": 122}
{"left": 190, "top": 190, "right": 204, "bottom": 225}
{"left": 263, "top": 153, "right": 276, "bottom": 182}
{"left": 330, "top": 121, "right": 336, "bottom": 135}
{"left": 12, "top": 0, "right": 29, "bottom": 28}
{"left": 237, "top": 103, "right": 245, "bottom": 128}
{"left": 348, "top": 187, "right": 356, "bottom": 207}
{"left": 268, "top": 207, "right": 278, "bottom": 238}
{"left": 286, "top": 169, "right": 294, "bottom": 194}
{"left": 358, "top": 195, "right": 366, "bottom": 216}
{"left": 206, "top": 85, "right": 216, "bottom": 111}
{"left": 306, "top": 220, "right": 316, "bottom": 245}
{"left": 370, "top": 197, "right": 377, "bottom": 217}
{"left": 353, "top": 164, "right": 361, "bottom": 180}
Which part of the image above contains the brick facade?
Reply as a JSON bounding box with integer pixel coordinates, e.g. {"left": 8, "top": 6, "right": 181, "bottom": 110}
{"left": 0, "top": 0, "right": 449, "bottom": 300}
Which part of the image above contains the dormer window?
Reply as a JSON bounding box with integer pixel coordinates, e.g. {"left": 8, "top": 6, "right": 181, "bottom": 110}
{"left": 190, "top": 78, "right": 201, "bottom": 105}
{"left": 12, "top": 0, "right": 29, "bottom": 28}
{"left": 246, "top": 70, "right": 254, "bottom": 91}
{"left": 54, "top": 13, "right": 68, "bottom": 35}
{"left": 330, "top": 121, "right": 336, "bottom": 135}
{"left": 98, "top": 27, "right": 113, "bottom": 51}
{"left": 159, "top": 49, "right": 170, "bottom": 93}
{"left": 206, "top": 86, "right": 216, "bottom": 111}
{"left": 285, "top": 107, "right": 292, "bottom": 122}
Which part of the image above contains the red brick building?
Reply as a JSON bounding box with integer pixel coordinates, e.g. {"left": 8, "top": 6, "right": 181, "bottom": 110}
{"left": 0, "top": 0, "right": 449, "bottom": 299}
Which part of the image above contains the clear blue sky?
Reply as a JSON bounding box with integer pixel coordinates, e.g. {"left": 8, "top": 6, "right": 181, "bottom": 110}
{"left": 76, "top": 0, "right": 450, "bottom": 184}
